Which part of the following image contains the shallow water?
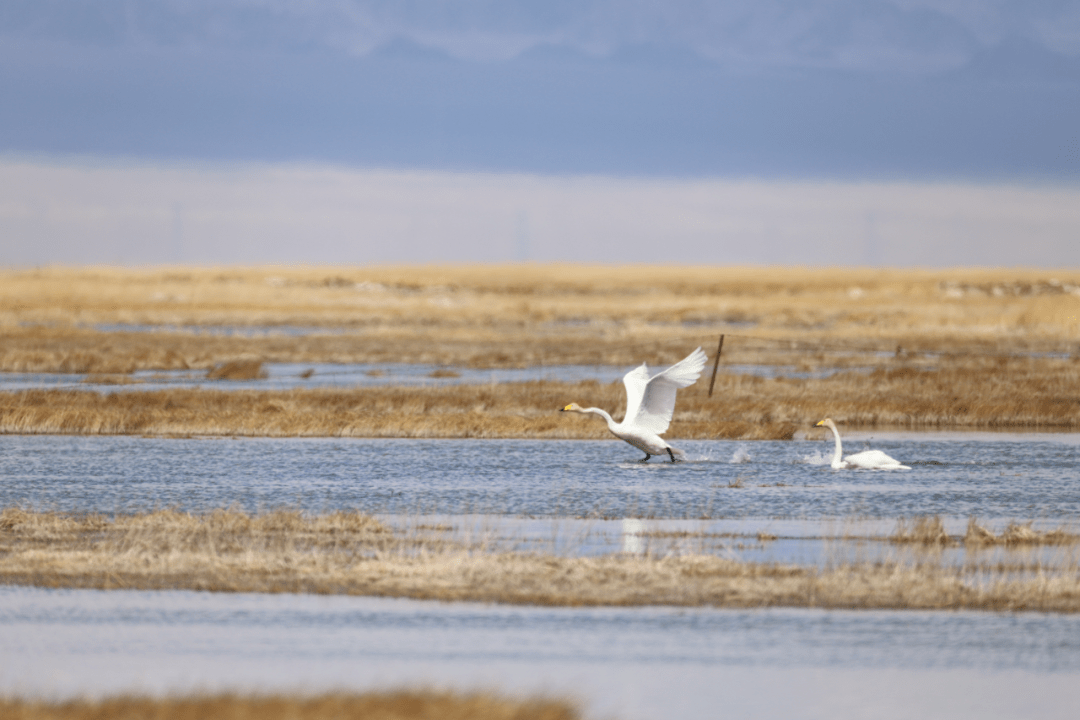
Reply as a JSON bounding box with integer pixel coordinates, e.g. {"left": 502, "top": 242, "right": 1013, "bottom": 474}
{"left": 0, "top": 361, "right": 856, "bottom": 393}
{"left": 3, "top": 433, "right": 1080, "bottom": 718}
{"left": 4, "top": 434, "right": 1078, "bottom": 568}
{"left": 3, "top": 435, "right": 1078, "bottom": 525}
{"left": 0, "top": 363, "right": 628, "bottom": 392}
{"left": 1, "top": 586, "right": 1078, "bottom": 720}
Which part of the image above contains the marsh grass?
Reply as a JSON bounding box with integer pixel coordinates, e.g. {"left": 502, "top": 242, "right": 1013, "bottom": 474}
{"left": 0, "top": 691, "right": 582, "bottom": 720}
{"left": 3, "top": 266, "right": 1079, "bottom": 340}
{"left": 3, "top": 350, "right": 1080, "bottom": 439}
{"left": 2, "top": 265, "right": 1079, "bottom": 374}
{"left": 2, "top": 508, "right": 1079, "bottom": 612}
{"left": 891, "top": 516, "right": 952, "bottom": 545}
{"left": 889, "top": 516, "right": 1080, "bottom": 547}
{"left": 4, "top": 266, "right": 1080, "bottom": 436}
{"left": 966, "top": 519, "right": 1080, "bottom": 547}
{"left": 206, "top": 360, "right": 267, "bottom": 380}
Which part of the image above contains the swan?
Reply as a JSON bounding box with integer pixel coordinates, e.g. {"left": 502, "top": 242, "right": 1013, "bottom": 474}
{"left": 561, "top": 347, "right": 708, "bottom": 462}
{"left": 815, "top": 418, "right": 910, "bottom": 470}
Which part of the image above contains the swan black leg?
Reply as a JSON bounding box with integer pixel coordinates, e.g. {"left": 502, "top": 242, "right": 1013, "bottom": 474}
{"left": 667, "top": 448, "right": 679, "bottom": 463}
{"left": 639, "top": 453, "right": 651, "bottom": 463}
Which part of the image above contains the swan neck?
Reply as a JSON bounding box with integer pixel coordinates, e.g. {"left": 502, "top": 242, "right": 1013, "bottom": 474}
{"left": 828, "top": 424, "right": 844, "bottom": 468}
{"left": 583, "top": 407, "right": 617, "bottom": 430}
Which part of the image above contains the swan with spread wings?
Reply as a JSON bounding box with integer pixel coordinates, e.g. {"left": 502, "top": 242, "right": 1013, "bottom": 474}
{"left": 561, "top": 347, "right": 708, "bottom": 462}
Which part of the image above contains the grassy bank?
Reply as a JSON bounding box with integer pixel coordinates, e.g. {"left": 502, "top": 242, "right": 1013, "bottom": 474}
{"left": 3, "top": 350, "right": 1079, "bottom": 439}
{"left": 3, "top": 509, "right": 1079, "bottom": 612}
{"left": 0, "top": 691, "right": 581, "bottom": 720}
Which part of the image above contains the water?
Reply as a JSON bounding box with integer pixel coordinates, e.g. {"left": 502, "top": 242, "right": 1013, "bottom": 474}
{"left": 3, "top": 435, "right": 1078, "bottom": 524}
{"left": 3, "top": 433, "right": 1080, "bottom": 718}
{"left": 0, "top": 361, "right": 859, "bottom": 393}
{"left": 1, "top": 586, "right": 1078, "bottom": 720}
{"left": 0, "top": 363, "right": 630, "bottom": 393}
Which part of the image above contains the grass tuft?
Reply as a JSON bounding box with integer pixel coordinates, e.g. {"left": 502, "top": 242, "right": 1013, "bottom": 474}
{"left": 891, "top": 516, "right": 951, "bottom": 546}
{"left": 0, "top": 691, "right": 583, "bottom": 720}
{"left": 889, "top": 516, "right": 1080, "bottom": 548}
{"left": 964, "top": 518, "right": 1080, "bottom": 547}
{"left": 207, "top": 360, "right": 267, "bottom": 380}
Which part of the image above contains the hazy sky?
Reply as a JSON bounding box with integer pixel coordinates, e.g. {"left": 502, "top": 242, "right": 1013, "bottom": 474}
{"left": 2, "top": 1, "right": 1079, "bottom": 266}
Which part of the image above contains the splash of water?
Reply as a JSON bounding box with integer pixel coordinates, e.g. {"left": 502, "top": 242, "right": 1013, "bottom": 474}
{"left": 799, "top": 449, "right": 832, "bottom": 466}
{"left": 729, "top": 445, "right": 752, "bottom": 464}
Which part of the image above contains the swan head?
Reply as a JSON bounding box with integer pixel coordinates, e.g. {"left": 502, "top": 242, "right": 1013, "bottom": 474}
{"left": 561, "top": 403, "right": 584, "bottom": 413}
{"left": 815, "top": 418, "right": 837, "bottom": 430}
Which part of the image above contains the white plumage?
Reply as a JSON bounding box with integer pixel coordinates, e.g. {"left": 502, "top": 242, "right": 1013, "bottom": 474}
{"left": 816, "top": 418, "right": 910, "bottom": 470}
{"left": 561, "top": 347, "right": 707, "bottom": 462}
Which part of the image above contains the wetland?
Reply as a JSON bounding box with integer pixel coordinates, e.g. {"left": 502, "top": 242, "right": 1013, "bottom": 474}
{"left": 2, "top": 265, "right": 1080, "bottom": 718}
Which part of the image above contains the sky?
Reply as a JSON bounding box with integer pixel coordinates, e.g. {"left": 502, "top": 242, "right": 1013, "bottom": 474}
{"left": 2, "top": 1, "right": 1079, "bottom": 267}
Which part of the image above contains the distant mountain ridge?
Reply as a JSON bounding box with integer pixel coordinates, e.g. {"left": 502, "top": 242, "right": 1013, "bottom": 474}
{"left": 3, "top": 1, "right": 1078, "bottom": 78}
{"left": 0, "top": 1, "right": 1077, "bottom": 178}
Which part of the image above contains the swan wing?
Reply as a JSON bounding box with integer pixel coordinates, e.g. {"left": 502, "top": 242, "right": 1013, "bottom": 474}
{"left": 626, "top": 347, "right": 707, "bottom": 435}
{"left": 621, "top": 363, "right": 651, "bottom": 425}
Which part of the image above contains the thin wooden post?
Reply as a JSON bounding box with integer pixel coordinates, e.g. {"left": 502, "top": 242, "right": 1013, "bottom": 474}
{"left": 708, "top": 334, "right": 725, "bottom": 398}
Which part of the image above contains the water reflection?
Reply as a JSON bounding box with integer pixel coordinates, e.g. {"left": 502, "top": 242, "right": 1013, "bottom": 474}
{"left": 621, "top": 518, "right": 644, "bottom": 554}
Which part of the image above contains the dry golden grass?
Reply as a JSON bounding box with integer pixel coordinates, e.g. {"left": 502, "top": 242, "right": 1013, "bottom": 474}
{"left": 2, "top": 265, "right": 1078, "bottom": 339}
{"left": 3, "top": 265, "right": 1080, "bottom": 436}
{"left": 964, "top": 519, "right": 1080, "bottom": 547}
{"left": 891, "top": 516, "right": 953, "bottom": 546}
{"left": 3, "top": 350, "right": 1079, "bottom": 439}
{"left": 2, "top": 265, "right": 1079, "bottom": 373}
{"left": 206, "top": 360, "right": 267, "bottom": 380}
{"left": 890, "top": 516, "right": 1080, "bottom": 547}
{"left": 0, "top": 691, "right": 581, "bottom": 720}
{"left": 3, "top": 508, "right": 1079, "bottom": 612}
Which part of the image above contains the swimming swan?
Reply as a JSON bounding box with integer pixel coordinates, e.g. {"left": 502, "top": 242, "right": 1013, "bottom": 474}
{"left": 561, "top": 347, "right": 708, "bottom": 462}
{"left": 815, "top": 418, "right": 910, "bottom": 470}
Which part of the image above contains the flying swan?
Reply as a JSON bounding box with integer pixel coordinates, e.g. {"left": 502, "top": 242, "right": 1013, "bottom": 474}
{"left": 561, "top": 347, "right": 708, "bottom": 462}
{"left": 815, "top": 418, "right": 910, "bottom": 470}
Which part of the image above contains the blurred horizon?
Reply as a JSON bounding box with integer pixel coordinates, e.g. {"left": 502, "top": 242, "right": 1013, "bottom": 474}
{"left": 5, "top": 157, "right": 1078, "bottom": 268}
{"left": 2, "top": 2, "right": 1079, "bottom": 266}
